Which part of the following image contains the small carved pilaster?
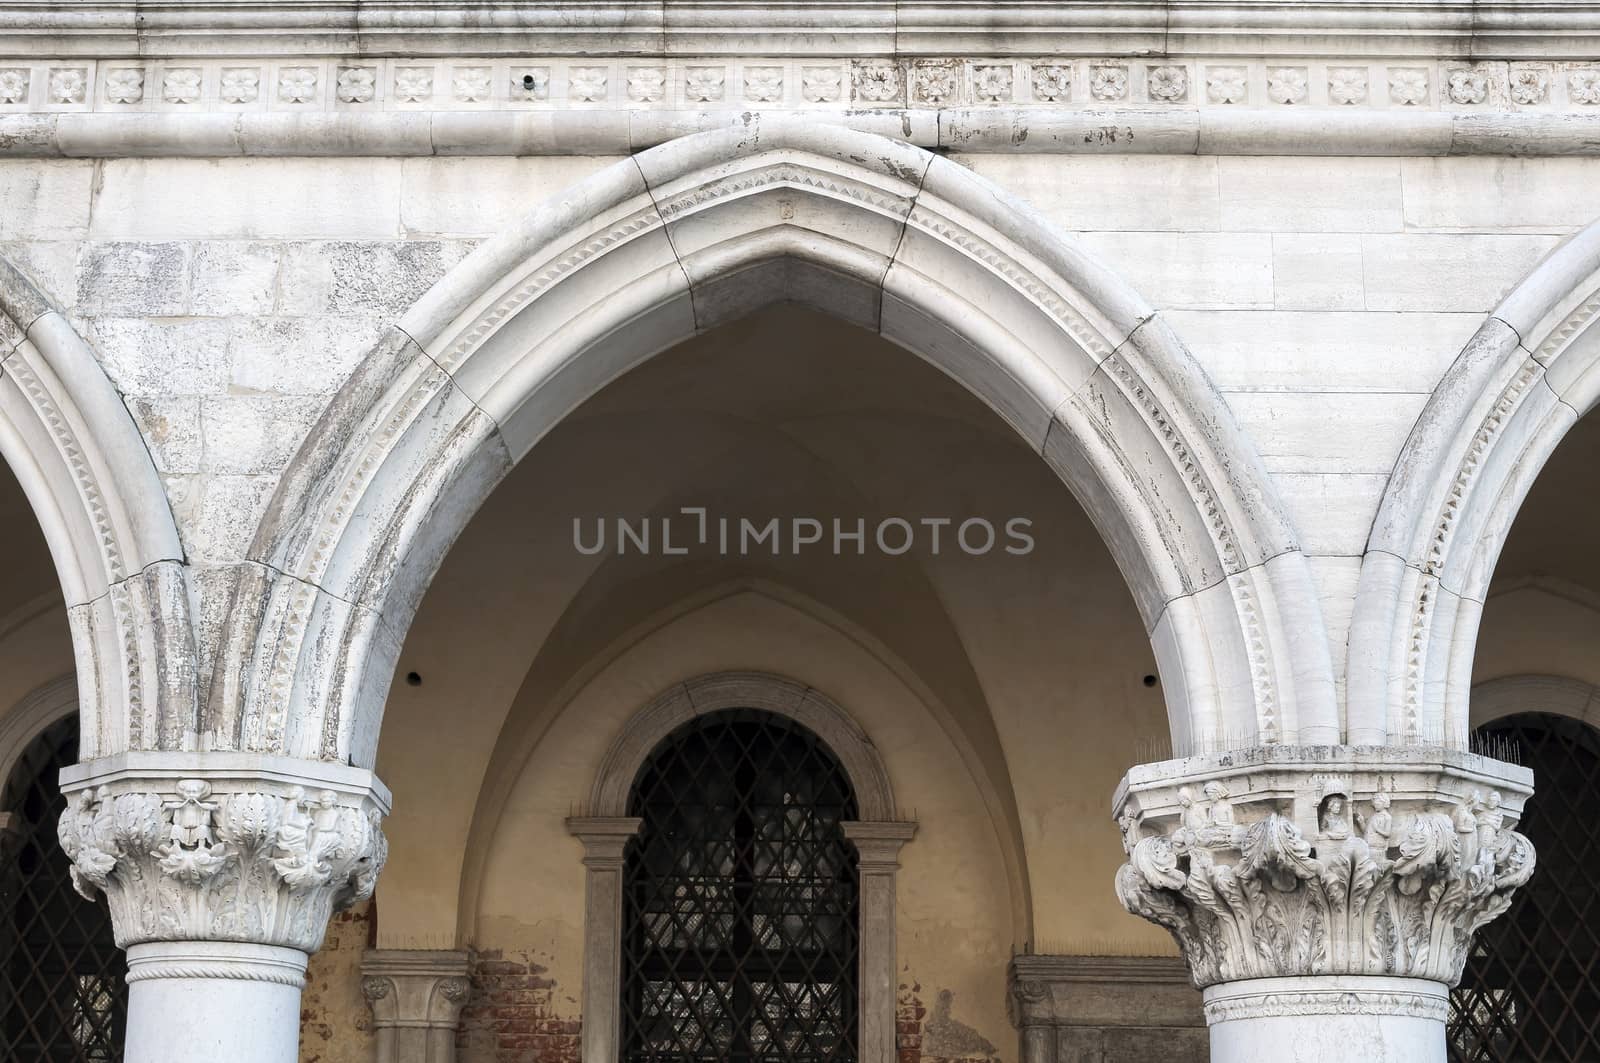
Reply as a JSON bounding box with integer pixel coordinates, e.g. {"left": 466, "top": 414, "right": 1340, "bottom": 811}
{"left": 362, "top": 950, "right": 472, "bottom": 1063}
{"left": 1112, "top": 746, "right": 1536, "bottom": 991}
{"left": 56, "top": 754, "right": 390, "bottom": 954}
{"left": 567, "top": 815, "right": 643, "bottom": 1063}
{"left": 842, "top": 820, "right": 916, "bottom": 1063}
{"left": 1006, "top": 955, "right": 1204, "bottom": 1063}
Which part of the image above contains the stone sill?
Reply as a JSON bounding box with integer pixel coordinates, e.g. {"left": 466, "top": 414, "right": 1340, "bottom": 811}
{"left": 5, "top": 106, "right": 1600, "bottom": 156}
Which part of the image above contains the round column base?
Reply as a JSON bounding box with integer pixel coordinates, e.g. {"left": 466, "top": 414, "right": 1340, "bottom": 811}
{"left": 1203, "top": 976, "right": 1448, "bottom": 1063}
{"left": 124, "top": 941, "right": 309, "bottom": 1063}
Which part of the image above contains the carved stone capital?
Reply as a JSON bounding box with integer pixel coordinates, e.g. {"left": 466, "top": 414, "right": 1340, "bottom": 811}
{"left": 361, "top": 949, "right": 473, "bottom": 1040}
{"left": 56, "top": 753, "right": 390, "bottom": 953}
{"left": 841, "top": 820, "right": 917, "bottom": 871}
{"left": 566, "top": 815, "right": 643, "bottom": 869}
{"left": 1112, "top": 746, "right": 1536, "bottom": 988}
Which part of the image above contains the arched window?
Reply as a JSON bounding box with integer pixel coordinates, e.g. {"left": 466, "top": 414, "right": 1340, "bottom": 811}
{"left": 1449, "top": 712, "right": 1600, "bottom": 1062}
{"left": 620, "top": 708, "right": 861, "bottom": 1061}
{"left": 0, "top": 715, "right": 126, "bottom": 1061}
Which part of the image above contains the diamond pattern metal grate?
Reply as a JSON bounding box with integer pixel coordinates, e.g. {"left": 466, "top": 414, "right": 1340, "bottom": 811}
{"left": 1449, "top": 713, "right": 1600, "bottom": 1063}
{"left": 621, "top": 708, "right": 860, "bottom": 1063}
{"left": 1, "top": 716, "right": 126, "bottom": 1062}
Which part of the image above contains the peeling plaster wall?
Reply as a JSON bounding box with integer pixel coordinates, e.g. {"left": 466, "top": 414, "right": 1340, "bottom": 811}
{"left": 456, "top": 948, "right": 581, "bottom": 1063}
{"left": 299, "top": 902, "right": 376, "bottom": 1063}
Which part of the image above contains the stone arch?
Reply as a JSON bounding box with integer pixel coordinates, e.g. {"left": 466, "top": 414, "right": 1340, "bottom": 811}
{"left": 1351, "top": 219, "right": 1600, "bottom": 747}
{"left": 1470, "top": 674, "right": 1600, "bottom": 732}
{"left": 0, "top": 674, "right": 76, "bottom": 799}
{"left": 218, "top": 119, "right": 1335, "bottom": 767}
{"left": 0, "top": 257, "right": 192, "bottom": 759}
{"left": 588, "top": 670, "right": 896, "bottom": 820}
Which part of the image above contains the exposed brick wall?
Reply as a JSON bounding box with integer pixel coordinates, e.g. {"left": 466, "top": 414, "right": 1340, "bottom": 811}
{"left": 898, "top": 979, "right": 928, "bottom": 1063}
{"left": 299, "top": 902, "right": 376, "bottom": 1063}
{"left": 898, "top": 971, "right": 1004, "bottom": 1063}
{"left": 456, "top": 948, "right": 581, "bottom": 1063}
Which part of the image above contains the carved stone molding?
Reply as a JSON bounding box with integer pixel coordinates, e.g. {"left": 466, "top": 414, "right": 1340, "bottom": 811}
{"left": 1201, "top": 978, "right": 1449, "bottom": 1025}
{"left": 56, "top": 754, "right": 390, "bottom": 953}
{"left": 7, "top": 56, "right": 1600, "bottom": 116}
{"left": 1113, "top": 747, "right": 1536, "bottom": 989}
{"left": 362, "top": 949, "right": 472, "bottom": 1063}
{"left": 1007, "top": 954, "right": 1204, "bottom": 1063}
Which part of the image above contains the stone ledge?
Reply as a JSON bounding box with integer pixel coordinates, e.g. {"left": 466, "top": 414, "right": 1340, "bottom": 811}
{"left": 1010, "top": 954, "right": 1203, "bottom": 1028}
{"left": 4, "top": 107, "right": 1600, "bottom": 156}
{"left": 1009, "top": 955, "right": 1206, "bottom": 1063}
{"left": 8, "top": 1, "right": 1600, "bottom": 58}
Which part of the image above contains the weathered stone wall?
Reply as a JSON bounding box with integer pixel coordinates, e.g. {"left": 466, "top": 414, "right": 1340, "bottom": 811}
{"left": 300, "top": 902, "right": 376, "bottom": 1063}
{"left": 5, "top": 153, "right": 1593, "bottom": 691}
{"left": 3, "top": 62, "right": 1600, "bottom": 1059}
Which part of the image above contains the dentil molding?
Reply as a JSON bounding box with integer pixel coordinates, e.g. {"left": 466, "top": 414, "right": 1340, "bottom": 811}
{"left": 1113, "top": 746, "right": 1536, "bottom": 989}
{"left": 6, "top": 56, "right": 1600, "bottom": 114}
{"left": 56, "top": 754, "right": 389, "bottom": 953}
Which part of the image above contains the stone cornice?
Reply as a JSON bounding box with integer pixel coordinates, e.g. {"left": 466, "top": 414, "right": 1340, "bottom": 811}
{"left": 5, "top": 107, "right": 1600, "bottom": 156}
{"left": 1007, "top": 954, "right": 1203, "bottom": 1033}
{"left": 7, "top": 1, "right": 1600, "bottom": 59}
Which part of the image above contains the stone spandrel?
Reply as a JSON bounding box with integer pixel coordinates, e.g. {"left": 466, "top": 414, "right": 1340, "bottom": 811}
{"left": 55, "top": 755, "right": 389, "bottom": 954}
{"left": 1112, "top": 746, "right": 1536, "bottom": 989}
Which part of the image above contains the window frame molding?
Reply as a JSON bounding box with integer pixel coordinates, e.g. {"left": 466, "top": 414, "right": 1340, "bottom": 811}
{"left": 567, "top": 671, "right": 914, "bottom": 1063}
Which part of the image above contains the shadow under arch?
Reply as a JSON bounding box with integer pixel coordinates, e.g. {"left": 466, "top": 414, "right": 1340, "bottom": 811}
{"left": 218, "top": 119, "right": 1335, "bottom": 768}
{"left": 1351, "top": 218, "right": 1600, "bottom": 747}
{"left": 447, "top": 573, "right": 1038, "bottom": 951}
{"left": 0, "top": 257, "right": 192, "bottom": 759}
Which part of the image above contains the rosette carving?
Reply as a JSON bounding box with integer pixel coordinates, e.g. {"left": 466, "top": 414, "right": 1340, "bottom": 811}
{"left": 58, "top": 778, "right": 386, "bottom": 952}
{"left": 1114, "top": 753, "right": 1536, "bottom": 989}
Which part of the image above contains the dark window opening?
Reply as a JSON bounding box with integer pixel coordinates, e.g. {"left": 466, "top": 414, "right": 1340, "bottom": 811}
{"left": 621, "top": 708, "right": 860, "bottom": 1062}
{"left": 1, "top": 715, "right": 127, "bottom": 1062}
{"left": 1449, "top": 712, "right": 1600, "bottom": 1063}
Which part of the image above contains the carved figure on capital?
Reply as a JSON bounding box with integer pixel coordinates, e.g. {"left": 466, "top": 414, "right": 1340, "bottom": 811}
{"left": 1115, "top": 778, "right": 1535, "bottom": 988}
{"left": 57, "top": 777, "right": 387, "bottom": 952}
{"left": 1362, "top": 792, "right": 1394, "bottom": 853}
{"left": 157, "top": 779, "right": 230, "bottom": 882}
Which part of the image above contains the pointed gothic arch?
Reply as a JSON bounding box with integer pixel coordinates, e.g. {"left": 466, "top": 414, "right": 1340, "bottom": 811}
{"left": 0, "top": 257, "right": 192, "bottom": 760}
{"left": 1351, "top": 219, "right": 1600, "bottom": 747}
{"left": 211, "top": 120, "right": 1335, "bottom": 768}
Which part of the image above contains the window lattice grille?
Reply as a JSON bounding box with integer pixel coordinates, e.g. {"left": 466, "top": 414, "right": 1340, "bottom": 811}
{"left": 1449, "top": 712, "right": 1600, "bottom": 1062}
{"left": 0, "top": 716, "right": 126, "bottom": 1063}
{"left": 621, "top": 708, "right": 860, "bottom": 1063}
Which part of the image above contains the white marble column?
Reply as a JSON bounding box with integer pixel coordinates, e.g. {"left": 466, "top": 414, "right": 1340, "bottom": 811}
{"left": 1112, "top": 747, "right": 1537, "bottom": 1063}
{"left": 56, "top": 753, "right": 390, "bottom": 1063}
{"left": 362, "top": 950, "right": 472, "bottom": 1063}
{"left": 1204, "top": 976, "right": 1446, "bottom": 1063}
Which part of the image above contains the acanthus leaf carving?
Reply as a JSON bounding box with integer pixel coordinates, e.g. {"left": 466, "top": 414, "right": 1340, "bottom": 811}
{"left": 57, "top": 776, "right": 387, "bottom": 953}
{"left": 1114, "top": 754, "right": 1535, "bottom": 989}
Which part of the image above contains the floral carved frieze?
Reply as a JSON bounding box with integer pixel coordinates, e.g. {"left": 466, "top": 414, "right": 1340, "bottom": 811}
{"left": 1113, "top": 748, "right": 1536, "bottom": 989}
{"left": 3, "top": 57, "right": 1598, "bottom": 113}
{"left": 57, "top": 773, "right": 387, "bottom": 953}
